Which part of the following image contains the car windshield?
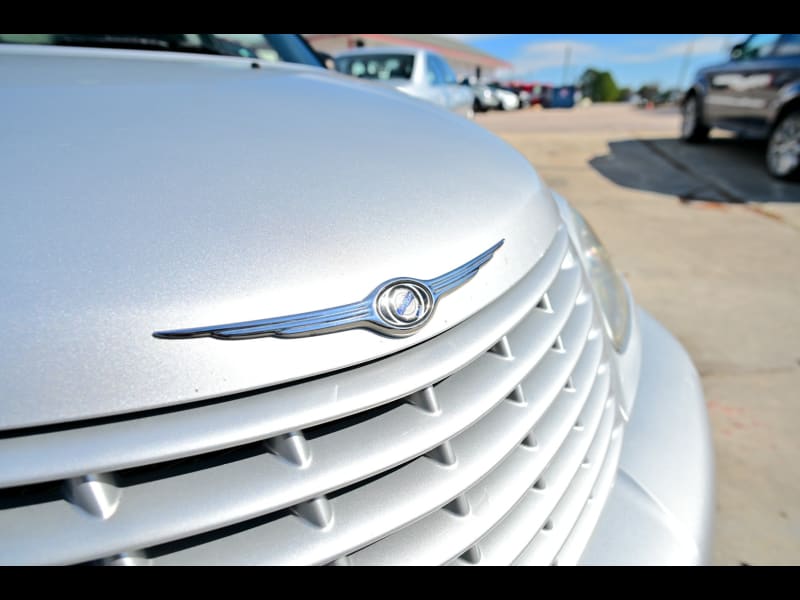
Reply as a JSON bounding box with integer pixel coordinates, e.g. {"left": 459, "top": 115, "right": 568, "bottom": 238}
{"left": 335, "top": 53, "right": 414, "bottom": 80}
{"left": 212, "top": 34, "right": 323, "bottom": 67}
{"left": 0, "top": 34, "right": 323, "bottom": 67}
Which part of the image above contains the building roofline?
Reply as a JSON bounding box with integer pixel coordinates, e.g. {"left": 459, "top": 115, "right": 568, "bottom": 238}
{"left": 335, "top": 46, "right": 420, "bottom": 57}
{"left": 305, "top": 33, "right": 511, "bottom": 69}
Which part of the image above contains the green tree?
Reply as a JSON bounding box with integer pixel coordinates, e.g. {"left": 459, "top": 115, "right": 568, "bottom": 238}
{"left": 594, "top": 71, "right": 620, "bottom": 102}
{"left": 637, "top": 84, "right": 660, "bottom": 102}
{"left": 578, "top": 68, "right": 601, "bottom": 99}
{"left": 578, "top": 68, "right": 621, "bottom": 102}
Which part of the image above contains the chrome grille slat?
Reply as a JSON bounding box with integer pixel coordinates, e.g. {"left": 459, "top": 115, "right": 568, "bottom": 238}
{"left": 458, "top": 390, "right": 617, "bottom": 566}
{"left": 347, "top": 341, "right": 609, "bottom": 565}
{"left": 0, "top": 229, "right": 569, "bottom": 490}
{"left": 150, "top": 298, "right": 596, "bottom": 565}
{"left": 1, "top": 226, "right": 627, "bottom": 567}
{"left": 0, "top": 254, "right": 582, "bottom": 567}
{"left": 553, "top": 423, "right": 625, "bottom": 565}
{"left": 513, "top": 406, "right": 621, "bottom": 566}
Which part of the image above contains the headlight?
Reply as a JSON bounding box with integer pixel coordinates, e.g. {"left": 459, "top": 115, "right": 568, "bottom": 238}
{"left": 550, "top": 191, "right": 631, "bottom": 351}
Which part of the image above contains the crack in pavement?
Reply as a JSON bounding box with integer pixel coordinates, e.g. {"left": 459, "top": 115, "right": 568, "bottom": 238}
{"left": 638, "top": 139, "right": 800, "bottom": 233}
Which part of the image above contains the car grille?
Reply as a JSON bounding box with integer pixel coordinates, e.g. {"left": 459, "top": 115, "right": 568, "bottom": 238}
{"left": 0, "top": 225, "right": 625, "bottom": 565}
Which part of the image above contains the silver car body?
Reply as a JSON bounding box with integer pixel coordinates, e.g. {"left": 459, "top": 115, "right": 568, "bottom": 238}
{"left": 334, "top": 46, "right": 474, "bottom": 117}
{"left": 0, "top": 44, "right": 713, "bottom": 565}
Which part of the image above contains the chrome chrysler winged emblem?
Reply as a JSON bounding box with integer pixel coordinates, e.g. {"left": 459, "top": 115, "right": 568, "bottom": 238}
{"left": 154, "top": 240, "right": 504, "bottom": 340}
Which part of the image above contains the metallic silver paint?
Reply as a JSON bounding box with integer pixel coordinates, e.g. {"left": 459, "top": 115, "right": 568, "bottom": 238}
{"left": 579, "top": 308, "right": 715, "bottom": 565}
{"left": 0, "top": 43, "right": 714, "bottom": 565}
{"left": 0, "top": 45, "right": 558, "bottom": 429}
{"left": 153, "top": 240, "right": 503, "bottom": 340}
{"left": 0, "top": 230, "right": 570, "bottom": 492}
{"left": 1, "top": 232, "right": 592, "bottom": 565}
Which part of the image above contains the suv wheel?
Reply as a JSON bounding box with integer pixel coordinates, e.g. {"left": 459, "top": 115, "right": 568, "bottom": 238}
{"left": 681, "top": 95, "right": 710, "bottom": 142}
{"left": 766, "top": 110, "right": 800, "bottom": 180}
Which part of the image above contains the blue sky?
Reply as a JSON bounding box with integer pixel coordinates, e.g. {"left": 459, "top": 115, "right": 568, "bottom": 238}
{"left": 440, "top": 34, "right": 748, "bottom": 90}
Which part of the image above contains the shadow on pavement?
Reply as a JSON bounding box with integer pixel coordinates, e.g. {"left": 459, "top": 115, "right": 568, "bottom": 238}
{"left": 589, "top": 137, "right": 800, "bottom": 203}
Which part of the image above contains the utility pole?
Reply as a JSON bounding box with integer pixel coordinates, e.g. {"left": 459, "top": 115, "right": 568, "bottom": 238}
{"left": 676, "top": 35, "right": 696, "bottom": 92}
{"left": 562, "top": 45, "right": 572, "bottom": 86}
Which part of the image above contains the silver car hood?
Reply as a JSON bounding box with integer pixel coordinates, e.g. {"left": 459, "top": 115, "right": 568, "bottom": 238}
{"left": 0, "top": 46, "right": 562, "bottom": 429}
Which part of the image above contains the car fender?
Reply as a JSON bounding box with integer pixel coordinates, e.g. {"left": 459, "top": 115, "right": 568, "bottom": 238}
{"left": 770, "top": 78, "right": 800, "bottom": 124}
{"left": 683, "top": 75, "right": 709, "bottom": 104}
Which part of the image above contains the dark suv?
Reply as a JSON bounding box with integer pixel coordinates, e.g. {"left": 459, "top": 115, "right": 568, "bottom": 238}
{"left": 681, "top": 34, "right": 800, "bottom": 180}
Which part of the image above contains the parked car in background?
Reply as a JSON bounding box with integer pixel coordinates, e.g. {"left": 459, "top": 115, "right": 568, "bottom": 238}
{"left": 506, "top": 82, "right": 532, "bottom": 108}
{"left": 487, "top": 83, "right": 521, "bottom": 111}
{"left": 527, "top": 83, "right": 553, "bottom": 108}
{"left": 334, "top": 46, "right": 474, "bottom": 117}
{"left": 0, "top": 35, "right": 713, "bottom": 566}
{"left": 681, "top": 33, "right": 800, "bottom": 180}
{"left": 461, "top": 78, "right": 500, "bottom": 113}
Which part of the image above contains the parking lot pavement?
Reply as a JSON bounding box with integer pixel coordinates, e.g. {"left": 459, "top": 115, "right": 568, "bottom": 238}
{"left": 590, "top": 138, "right": 800, "bottom": 204}
{"left": 476, "top": 103, "right": 800, "bottom": 565}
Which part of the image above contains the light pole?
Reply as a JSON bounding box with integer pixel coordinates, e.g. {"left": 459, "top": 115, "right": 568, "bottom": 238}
{"left": 676, "top": 35, "right": 697, "bottom": 92}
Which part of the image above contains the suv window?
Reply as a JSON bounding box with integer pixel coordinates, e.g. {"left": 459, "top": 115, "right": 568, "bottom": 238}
{"left": 739, "top": 34, "right": 782, "bottom": 60}
{"left": 776, "top": 34, "right": 800, "bottom": 57}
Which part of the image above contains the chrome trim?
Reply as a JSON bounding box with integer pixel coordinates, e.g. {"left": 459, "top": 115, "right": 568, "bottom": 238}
{"left": 154, "top": 240, "right": 504, "bottom": 340}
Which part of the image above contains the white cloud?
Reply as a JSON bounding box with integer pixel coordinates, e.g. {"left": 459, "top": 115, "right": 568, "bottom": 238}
{"left": 662, "top": 35, "right": 734, "bottom": 57}
{"left": 513, "top": 40, "right": 603, "bottom": 73}
{"left": 615, "top": 35, "right": 734, "bottom": 63}
{"left": 502, "top": 35, "right": 737, "bottom": 81}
